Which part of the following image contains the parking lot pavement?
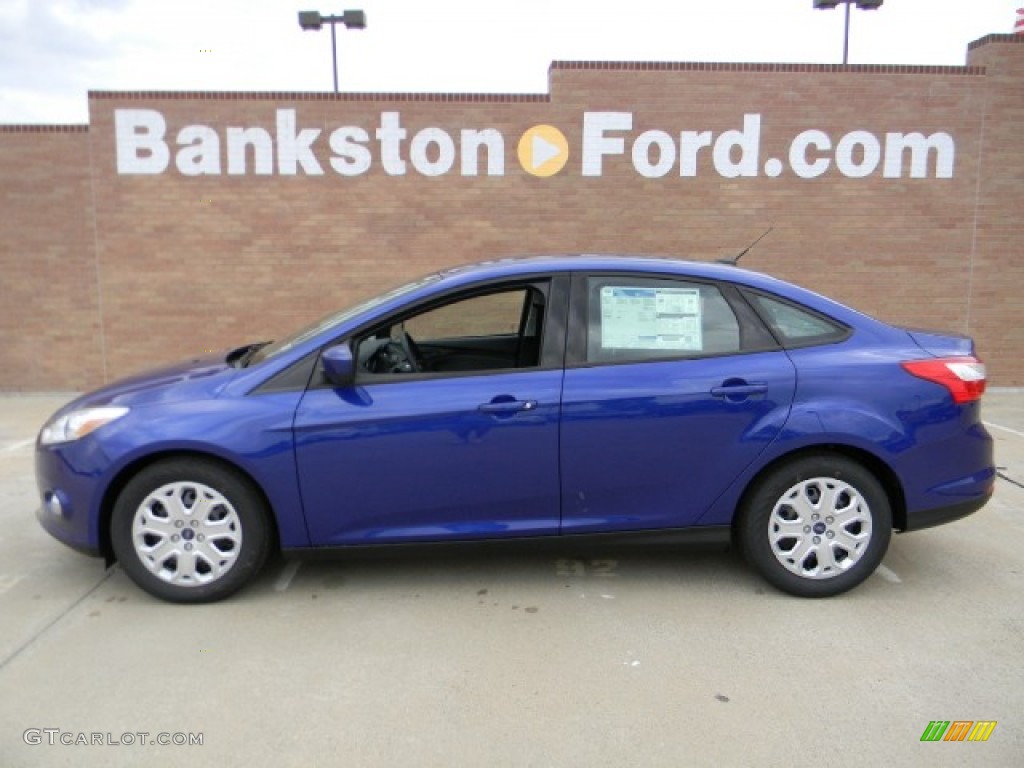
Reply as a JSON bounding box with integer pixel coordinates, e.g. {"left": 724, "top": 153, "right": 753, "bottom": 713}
{"left": 1, "top": 392, "right": 1021, "bottom": 768}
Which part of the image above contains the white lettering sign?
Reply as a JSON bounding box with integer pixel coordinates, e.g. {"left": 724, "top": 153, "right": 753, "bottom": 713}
{"left": 112, "top": 109, "right": 956, "bottom": 180}
{"left": 115, "top": 109, "right": 169, "bottom": 174}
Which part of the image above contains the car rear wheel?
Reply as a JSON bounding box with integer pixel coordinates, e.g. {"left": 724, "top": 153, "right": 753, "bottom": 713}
{"left": 738, "top": 455, "right": 892, "bottom": 597}
{"left": 110, "top": 458, "right": 271, "bottom": 603}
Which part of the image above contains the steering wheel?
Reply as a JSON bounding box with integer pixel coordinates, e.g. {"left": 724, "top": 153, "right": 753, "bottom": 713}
{"left": 398, "top": 331, "right": 420, "bottom": 373}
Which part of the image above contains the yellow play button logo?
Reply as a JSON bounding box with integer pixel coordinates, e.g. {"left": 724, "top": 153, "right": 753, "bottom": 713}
{"left": 518, "top": 125, "right": 569, "bottom": 177}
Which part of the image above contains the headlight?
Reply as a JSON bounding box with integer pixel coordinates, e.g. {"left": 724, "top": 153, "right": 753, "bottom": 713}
{"left": 39, "top": 406, "right": 130, "bottom": 446}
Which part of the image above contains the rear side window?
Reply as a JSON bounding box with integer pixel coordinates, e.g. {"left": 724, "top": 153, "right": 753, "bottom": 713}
{"left": 586, "top": 277, "right": 741, "bottom": 363}
{"left": 746, "top": 292, "right": 848, "bottom": 347}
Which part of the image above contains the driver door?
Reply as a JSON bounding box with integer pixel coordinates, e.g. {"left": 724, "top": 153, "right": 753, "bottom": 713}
{"left": 293, "top": 277, "right": 568, "bottom": 546}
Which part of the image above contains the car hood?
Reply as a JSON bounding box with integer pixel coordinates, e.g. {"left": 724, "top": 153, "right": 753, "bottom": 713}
{"left": 68, "top": 351, "right": 238, "bottom": 410}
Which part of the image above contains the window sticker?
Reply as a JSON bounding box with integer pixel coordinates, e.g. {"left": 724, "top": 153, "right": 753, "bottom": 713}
{"left": 599, "top": 286, "right": 702, "bottom": 350}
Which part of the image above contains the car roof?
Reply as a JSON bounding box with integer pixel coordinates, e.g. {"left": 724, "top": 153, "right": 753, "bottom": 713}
{"left": 433, "top": 254, "right": 885, "bottom": 330}
{"left": 441, "top": 254, "right": 743, "bottom": 280}
{"left": 438, "top": 254, "right": 796, "bottom": 296}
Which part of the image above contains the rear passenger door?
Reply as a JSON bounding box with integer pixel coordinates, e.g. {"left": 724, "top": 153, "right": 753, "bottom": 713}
{"left": 559, "top": 273, "right": 797, "bottom": 533}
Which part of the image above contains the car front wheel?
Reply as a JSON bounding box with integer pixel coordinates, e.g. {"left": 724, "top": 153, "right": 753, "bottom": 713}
{"left": 110, "top": 458, "right": 271, "bottom": 603}
{"left": 738, "top": 455, "right": 892, "bottom": 597}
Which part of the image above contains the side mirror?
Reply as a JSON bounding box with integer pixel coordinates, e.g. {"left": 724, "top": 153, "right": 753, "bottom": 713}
{"left": 321, "top": 345, "right": 355, "bottom": 387}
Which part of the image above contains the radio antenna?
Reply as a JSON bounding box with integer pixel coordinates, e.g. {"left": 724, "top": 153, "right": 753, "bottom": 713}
{"left": 717, "top": 227, "right": 773, "bottom": 266}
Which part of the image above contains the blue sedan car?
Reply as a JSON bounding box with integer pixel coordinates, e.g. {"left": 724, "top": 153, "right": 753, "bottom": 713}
{"left": 35, "top": 256, "right": 994, "bottom": 602}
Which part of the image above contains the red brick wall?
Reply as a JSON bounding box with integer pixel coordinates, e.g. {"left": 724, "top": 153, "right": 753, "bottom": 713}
{"left": 1, "top": 35, "right": 1021, "bottom": 389}
{"left": 965, "top": 36, "right": 1024, "bottom": 385}
{"left": 0, "top": 126, "right": 105, "bottom": 390}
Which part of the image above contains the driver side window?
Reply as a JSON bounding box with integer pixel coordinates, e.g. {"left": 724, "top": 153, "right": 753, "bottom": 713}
{"left": 356, "top": 283, "right": 548, "bottom": 377}
{"left": 405, "top": 292, "right": 523, "bottom": 340}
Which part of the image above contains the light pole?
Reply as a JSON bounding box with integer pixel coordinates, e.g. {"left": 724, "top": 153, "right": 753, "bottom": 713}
{"left": 813, "top": 0, "right": 883, "bottom": 65}
{"left": 298, "top": 10, "right": 367, "bottom": 93}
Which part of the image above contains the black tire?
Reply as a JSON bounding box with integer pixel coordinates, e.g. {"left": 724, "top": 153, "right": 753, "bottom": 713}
{"left": 737, "top": 454, "right": 892, "bottom": 597}
{"left": 110, "top": 458, "right": 272, "bottom": 603}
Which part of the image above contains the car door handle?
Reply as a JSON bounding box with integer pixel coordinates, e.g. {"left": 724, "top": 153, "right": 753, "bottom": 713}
{"left": 710, "top": 382, "right": 769, "bottom": 398}
{"left": 478, "top": 399, "right": 537, "bottom": 414}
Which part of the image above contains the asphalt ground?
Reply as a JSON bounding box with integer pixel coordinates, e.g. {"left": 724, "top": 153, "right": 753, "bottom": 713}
{"left": 0, "top": 392, "right": 1021, "bottom": 767}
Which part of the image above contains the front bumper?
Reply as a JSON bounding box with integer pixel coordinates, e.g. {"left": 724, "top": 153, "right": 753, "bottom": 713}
{"left": 35, "top": 505, "right": 102, "bottom": 557}
{"left": 34, "top": 441, "right": 108, "bottom": 558}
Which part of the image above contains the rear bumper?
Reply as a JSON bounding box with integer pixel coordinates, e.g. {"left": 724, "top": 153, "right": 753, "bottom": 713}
{"left": 894, "top": 413, "right": 994, "bottom": 529}
{"left": 900, "top": 493, "right": 991, "bottom": 533}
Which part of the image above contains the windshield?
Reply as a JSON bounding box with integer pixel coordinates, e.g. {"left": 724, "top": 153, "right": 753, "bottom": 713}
{"left": 246, "top": 273, "right": 441, "bottom": 366}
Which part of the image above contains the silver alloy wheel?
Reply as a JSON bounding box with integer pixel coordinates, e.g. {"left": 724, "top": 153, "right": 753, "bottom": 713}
{"left": 768, "top": 477, "right": 873, "bottom": 580}
{"left": 131, "top": 481, "right": 243, "bottom": 587}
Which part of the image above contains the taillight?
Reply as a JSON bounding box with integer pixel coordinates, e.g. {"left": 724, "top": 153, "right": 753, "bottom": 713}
{"left": 901, "top": 357, "right": 986, "bottom": 404}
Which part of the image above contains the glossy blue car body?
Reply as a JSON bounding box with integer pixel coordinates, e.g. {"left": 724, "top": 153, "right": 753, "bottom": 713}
{"left": 35, "top": 256, "right": 994, "bottom": 568}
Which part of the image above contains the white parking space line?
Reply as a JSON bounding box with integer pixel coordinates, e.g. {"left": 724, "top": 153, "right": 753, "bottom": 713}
{"left": 0, "top": 574, "right": 23, "bottom": 594}
{"left": 984, "top": 421, "right": 1024, "bottom": 439}
{"left": 1, "top": 438, "right": 35, "bottom": 453}
{"left": 273, "top": 561, "right": 302, "bottom": 592}
{"left": 875, "top": 565, "right": 902, "bottom": 584}
{"left": 0, "top": 568, "right": 115, "bottom": 672}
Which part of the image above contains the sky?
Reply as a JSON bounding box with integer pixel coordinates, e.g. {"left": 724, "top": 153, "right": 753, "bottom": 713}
{"left": 1, "top": 0, "right": 1021, "bottom": 124}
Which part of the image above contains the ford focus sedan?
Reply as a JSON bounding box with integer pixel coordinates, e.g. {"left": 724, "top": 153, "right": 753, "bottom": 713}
{"left": 35, "top": 256, "right": 994, "bottom": 602}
